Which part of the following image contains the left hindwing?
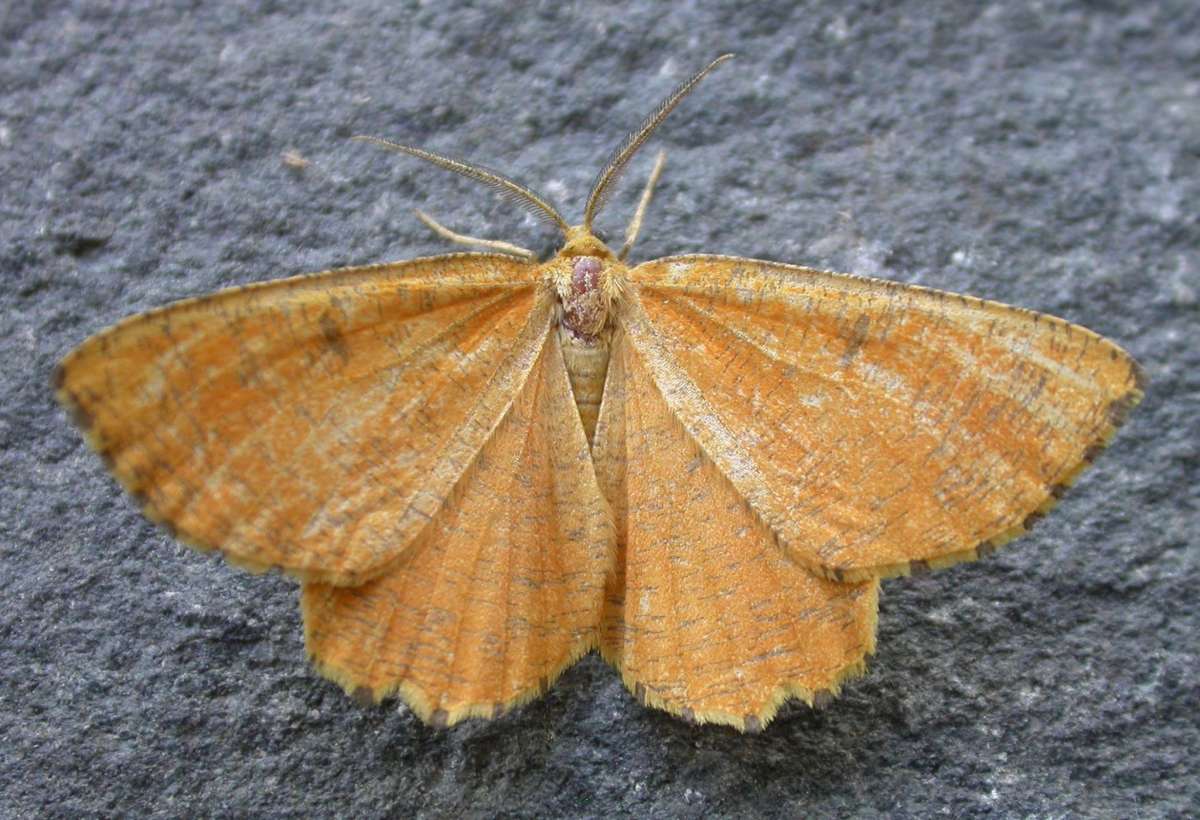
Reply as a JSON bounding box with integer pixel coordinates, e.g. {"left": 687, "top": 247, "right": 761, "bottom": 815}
{"left": 303, "top": 330, "right": 615, "bottom": 726}
{"left": 620, "top": 254, "right": 1144, "bottom": 581}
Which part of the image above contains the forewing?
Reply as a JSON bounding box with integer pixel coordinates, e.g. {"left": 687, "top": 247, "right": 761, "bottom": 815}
{"left": 594, "top": 329, "right": 878, "bottom": 731}
{"left": 302, "top": 330, "right": 615, "bottom": 726}
{"left": 56, "top": 254, "right": 546, "bottom": 585}
{"left": 622, "top": 255, "right": 1144, "bottom": 581}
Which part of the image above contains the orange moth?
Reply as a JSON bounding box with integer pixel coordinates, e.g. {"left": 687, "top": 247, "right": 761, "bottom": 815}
{"left": 55, "top": 55, "right": 1143, "bottom": 731}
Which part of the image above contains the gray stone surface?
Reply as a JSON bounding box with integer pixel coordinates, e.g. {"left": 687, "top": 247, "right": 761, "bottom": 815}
{"left": 3, "top": 1, "right": 1196, "bottom": 816}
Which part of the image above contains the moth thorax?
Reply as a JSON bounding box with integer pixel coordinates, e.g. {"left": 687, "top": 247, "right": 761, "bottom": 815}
{"left": 561, "top": 256, "right": 609, "bottom": 343}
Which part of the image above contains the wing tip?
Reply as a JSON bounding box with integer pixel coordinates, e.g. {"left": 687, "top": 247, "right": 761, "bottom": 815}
{"left": 822, "top": 380, "right": 1145, "bottom": 584}
{"left": 57, "top": 380, "right": 386, "bottom": 587}
{"left": 58, "top": 415, "right": 372, "bottom": 587}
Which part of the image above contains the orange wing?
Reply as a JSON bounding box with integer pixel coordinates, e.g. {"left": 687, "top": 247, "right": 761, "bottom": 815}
{"left": 594, "top": 329, "right": 878, "bottom": 731}
{"left": 55, "top": 254, "right": 547, "bottom": 585}
{"left": 621, "top": 255, "right": 1144, "bottom": 581}
{"left": 302, "top": 330, "right": 614, "bottom": 725}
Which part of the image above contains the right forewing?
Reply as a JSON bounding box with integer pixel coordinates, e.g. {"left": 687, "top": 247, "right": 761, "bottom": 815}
{"left": 620, "top": 255, "right": 1143, "bottom": 581}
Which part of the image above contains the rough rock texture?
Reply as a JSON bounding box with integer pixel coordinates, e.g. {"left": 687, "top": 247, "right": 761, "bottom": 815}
{"left": 3, "top": 1, "right": 1196, "bottom": 815}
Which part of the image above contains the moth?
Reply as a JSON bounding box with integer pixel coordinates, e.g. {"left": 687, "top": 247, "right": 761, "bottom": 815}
{"left": 55, "top": 55, "right": 1143, "bottom": 731}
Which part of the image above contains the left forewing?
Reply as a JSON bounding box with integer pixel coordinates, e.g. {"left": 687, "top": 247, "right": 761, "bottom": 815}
{"left": 621, "top": 254, "right": 1144, "bottom": 581}
{"left": 55, "top": 254, "right": 546, "bottom": 586}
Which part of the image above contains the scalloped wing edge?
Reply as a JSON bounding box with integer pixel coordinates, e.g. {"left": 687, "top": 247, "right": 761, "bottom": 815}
{"left": 303, "top": 618, "right": 600, "bottom": 728}
{"left": 599, "top": 579, "right": 880, "bottom": 733}
{"left": 823, "top": 373, "right": 1145, "bottom": 583}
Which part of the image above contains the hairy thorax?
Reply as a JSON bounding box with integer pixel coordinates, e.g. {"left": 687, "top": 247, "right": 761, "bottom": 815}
{"left": 543, "top": 230, "right": 627, "bottom": 445}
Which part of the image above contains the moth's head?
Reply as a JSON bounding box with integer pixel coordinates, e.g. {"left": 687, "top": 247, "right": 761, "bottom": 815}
{"left": 548, "top": 227, "right": 624, "bottom": 343}
{"left": 558, "top": 225, "right": 615, "bottom": 261}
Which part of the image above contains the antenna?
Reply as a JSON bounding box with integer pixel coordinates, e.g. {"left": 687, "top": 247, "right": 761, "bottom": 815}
{"left": 583, "top": 54, "right": 734, "bottom": 230}
{"left": 353, "top": 136, "right": 570, "bottom": 234}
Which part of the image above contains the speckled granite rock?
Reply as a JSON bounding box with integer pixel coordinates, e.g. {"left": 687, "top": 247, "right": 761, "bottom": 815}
{"left": 3, "top": 1, "right": 1196, "bottom": 815}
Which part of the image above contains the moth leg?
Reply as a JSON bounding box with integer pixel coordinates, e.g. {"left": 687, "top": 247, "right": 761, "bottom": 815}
{"left": 618, "top": 150, "right": 666, "bottom": 261}
{"left": 414, "top": 210, "right": 536, "bottom": 260}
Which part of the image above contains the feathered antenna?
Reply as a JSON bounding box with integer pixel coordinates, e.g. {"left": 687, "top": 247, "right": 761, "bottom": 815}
{"left": 583, "top": 54, "right": 734, "bottom": 231}
{"left": 353, "top": 136, "right": 570, "bottom": 235}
